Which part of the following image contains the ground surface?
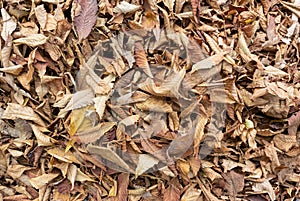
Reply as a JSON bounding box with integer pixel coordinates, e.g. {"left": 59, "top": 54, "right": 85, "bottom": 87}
{"left": 0, "top": 0, "right": 300, "bottom": 200}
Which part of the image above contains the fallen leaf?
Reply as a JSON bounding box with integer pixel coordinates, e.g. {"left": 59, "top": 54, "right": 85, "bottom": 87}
{"left": 13, "top": 34, "right": 48, "bottom": 47}
{"left": 252, "top": 179, "right": 276, "bottom": 201}
{"left": 30, "top": 172, "right": 60, "bottom": 189}
{"left": 1, "top": 8, "right": 17, "bottom": 42}
{"left": 73, "top": 0, "right": 98, "bottom": 41}
{"left": 114, "top": 1, "right": 141, "bottom": 14}
{"left": 1, "top": 103, "right": 45, "bottom": 126}
{"left": 87, "top": 144, "right": 134, "bottom": 173}
{"left": 135, "top": 154, "right": 159, "bottom": 176}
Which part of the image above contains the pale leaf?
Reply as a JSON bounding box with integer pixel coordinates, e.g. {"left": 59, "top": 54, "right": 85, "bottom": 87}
{"left": 1, "top": 8, "right": 17, "bottom": 42}
{"left": 252, "top": 179, "right": 276, "bottom": 201}
{"left": 67, "top": 164, "right": 77, "bottom": 190}
{"left": 73, "top": 0, "right": 98, "bottom": 41}
{"left": 31, "top": 124, "right": 56, "bottom": 146}
{"left": 135, "top": 97, "right": 173, "bottom": 113}
{"left": 7, "top": 164, "right": 32, "bottom": 179}
{"left": 87, "top": 144, "right": 134, "bottom": 173}
{"left": 181, "top": 185, "right": 201, "bottom": 201}
{"left": 1, "top": 103, "right": 45, "bottom": 126}
{"left": 75, "top": 168, "right": 95, "bottom": 182}
{"left": 191, "top": 52, "right": 225, "bottom": 73}
{"left": 58, "top": 89, "right": 94, "bottom": 117}
{"left": 35, "top": 5, "right": 47, "bottom": 29}
{"left": 135, "top": 154, "right": 159, "bottom": 176}
{"left": 13, "top": 34, "right": 48, "bottom": 47}
{"left": 163, "top": 0, "right": 175, "bottom": 12}
{"left": 0, "top": 64, "right": 23, "bottom": 75}
{"left": 114, "top": 1, "right": 141, "bottom": 14}
{"left": 94, "top": 95, "right": 109, "bottom": 120}
{"left": 30, "top": 172, "right": 60, "bottom": 189}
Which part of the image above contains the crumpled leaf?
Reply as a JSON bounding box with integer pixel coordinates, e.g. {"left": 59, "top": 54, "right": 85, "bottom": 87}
{"left": 31, "top": 124, "right": 56, "bottom": 146}
{"left": 1, "top": 8, "right": 17, "bottom": 42}
{"left": 73, "top": 0, "right": 98, "bottom": 41}
{"left": 138, "top": 68, "right": 185, "bottom": 98}
{"left": 1, "top": 103, "right": 45, "bottom": 126}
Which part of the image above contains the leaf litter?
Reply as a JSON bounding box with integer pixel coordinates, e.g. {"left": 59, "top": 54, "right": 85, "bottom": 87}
{"left": 0, "top": 0, "right": 300, "bottom": 200}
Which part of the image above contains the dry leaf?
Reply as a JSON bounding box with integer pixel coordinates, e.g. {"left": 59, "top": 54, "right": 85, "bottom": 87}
{"left": 87, "top": 144, "right": 134, "bottom": 173}
{"left": 30, "top": 172, "right": 60, "bottom": 189}
{"left": 135, "top": 154, "right": 159, "bottom": 176}
{"left": 1, "top": 103, "right": 45, "bottom": 126}
{"left": 1, "top": 8, "right": 17, "bottom": 42}
{"left": 134, "top": 43, "right": 153, "bottom": 78}
{"left": 111, "top": 173, "right": 129, "bottom": 201}
{"left": 163, "top": 179, "right": 180, "bottom": 201}
{"left": 47, "top": 148, "right": 81, "bottom": 164}
{"left": 114, "top": 1, "right": 141, "bottom": 14}
{"left": 72, "top": 122, "right": 115, "bottom": 143}
{"left": 31, "top": 124, "right": 56, "bottom": 146}
{"left": 73, "top": 0, "right": 98, "bottom": 41}
{"left": 252, "top": 179, "right": 276, "bottom": 201}
{"left": 58, "top": 89, "right": 94, "bottom": 117}
{"left": 13, "top": 34, "right": 48, "bottom": 47}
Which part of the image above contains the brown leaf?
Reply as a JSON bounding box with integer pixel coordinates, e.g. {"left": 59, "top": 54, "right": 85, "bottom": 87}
{"left": 1, "top": 103, "right": 45, "bottom": 126}
{"left": 113, "top": 1, "right": 141, "bottom": 14}
{"left": 288, "top": 111, "right": 300, "bottom": 135}
{"left": 87, "top": 144, "right": 134, "bottom": 173}
{"left": 111, "top": 173, "right": 129, "bottom": 201}
{"left": 134, "top": 43, "right": 153, "bottom": 78}
{"left": 223, "top": 170, "right": 245, "bottom": 200}
{"left": 72, "top": 122, "right": 115, "bottom": 143}
{"left": 163, "top": 179, "right": 180, "bottom": 201}
{"left": 73, "top": 0, "right": 98, "bottom": 41}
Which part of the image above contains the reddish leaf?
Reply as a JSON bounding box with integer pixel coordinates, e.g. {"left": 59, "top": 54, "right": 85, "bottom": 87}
{"left": 163, "top": 179, "right": 181, "bottom": 201}
{"left": 73, "top": 0, "right": 98, "bottom": 41}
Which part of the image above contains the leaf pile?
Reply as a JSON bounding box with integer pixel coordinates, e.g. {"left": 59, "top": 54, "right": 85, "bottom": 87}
{"left": 1, "top": 0, "right": 300, "bottom": 200}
